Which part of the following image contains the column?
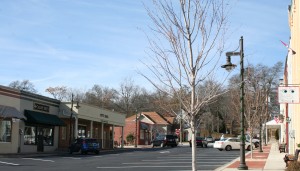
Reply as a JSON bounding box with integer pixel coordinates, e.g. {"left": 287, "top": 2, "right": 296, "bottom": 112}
{"left": 112, "top": 125, "right": 115, "bottom": 149}
{"left": 121, "top": 126, "right": 124, "bottom": 148}
{"left": 90, "top": 121, "right": 93, "bottom": 138}
{"left": 101, "top": 121, "right": 104, "bottom": 149}
{"left": 75, "top": 116, "right": 78, "bottom": 139}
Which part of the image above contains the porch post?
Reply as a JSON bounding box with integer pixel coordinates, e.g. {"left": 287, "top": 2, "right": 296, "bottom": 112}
{"left": 90, "top": 121, "right": 93, "bottom": 138}
{"left": 121, "top": 126, "right": 124, "bottom": 148}
{"left": 75, "top": 116, "right": 78, "bottom": 139}
{"left": 112, "top": 125, "right": 115, "bottom": 149}
{"left": 101, "top": 121, "right": 104, "bottom": 149}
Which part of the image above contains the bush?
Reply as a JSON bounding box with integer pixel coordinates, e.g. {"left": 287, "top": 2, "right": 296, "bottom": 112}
{"left": 286, "top": 162, "right": 300, "bottom": 171}
{"left": 275, "top": 129, "right": 279, "bottom": 140}
{"left": 126, "top": 133, "right": 135, "bottom": 145}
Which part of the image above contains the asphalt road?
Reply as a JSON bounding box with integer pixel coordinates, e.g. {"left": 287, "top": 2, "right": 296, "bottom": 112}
{"left": 0, "top": 146, "right": 240, "bottom": 171}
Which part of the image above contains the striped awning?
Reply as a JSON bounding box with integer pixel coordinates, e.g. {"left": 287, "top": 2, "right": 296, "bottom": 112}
{"left": 0, "top": 105, "right": 26, "bottom": 119}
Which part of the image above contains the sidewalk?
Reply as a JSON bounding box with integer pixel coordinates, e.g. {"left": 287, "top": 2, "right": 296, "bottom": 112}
{"left": 215, "top": 142, "right": 286, "bottom": 171}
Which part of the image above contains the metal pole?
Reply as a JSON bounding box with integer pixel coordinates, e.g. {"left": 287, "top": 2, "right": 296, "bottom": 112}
{"left": 238, "top": 36, "right": 248, "bottom": 170}
{"left": 135, "top": 111, "right": 138, "bottom": 148}
{"left": 69, "top": 94, "right": 74, "bottom": 145}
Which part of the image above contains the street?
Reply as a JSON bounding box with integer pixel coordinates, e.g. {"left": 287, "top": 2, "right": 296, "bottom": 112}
{"left": 0, "top": 146, "right": 240, "bottom": 171}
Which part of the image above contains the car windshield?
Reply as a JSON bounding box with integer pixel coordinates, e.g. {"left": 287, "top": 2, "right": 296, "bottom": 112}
{"left": 85, "top": 139, "right": 98, "bottom": 143}
{"left": 166, "top": 135, "right": 175, "bottom": 139}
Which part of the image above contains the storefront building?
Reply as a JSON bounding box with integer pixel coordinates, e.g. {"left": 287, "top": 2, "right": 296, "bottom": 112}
{"left": 0, "top": 85, "right": 125, "bottom": 154}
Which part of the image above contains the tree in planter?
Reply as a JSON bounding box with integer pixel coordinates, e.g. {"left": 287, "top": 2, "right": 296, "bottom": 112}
{"left": 275, "top": 129, "right": 279, "bottom": 141}
{"left": 141, "top": 1, "right": 229, "bottom": 170}
{"left": 126, "top": 133, "right": 135, "bottom": 145}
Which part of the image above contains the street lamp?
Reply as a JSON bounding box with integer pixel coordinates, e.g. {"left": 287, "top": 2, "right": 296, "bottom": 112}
{"left": 134, "top": 110, "right": 138, "bottom": 148}
{"left": 221, "top": 36, "right": 248, "bottom": 170}
{"left": 69, "top": 94, "right": 80, "bottom": 145}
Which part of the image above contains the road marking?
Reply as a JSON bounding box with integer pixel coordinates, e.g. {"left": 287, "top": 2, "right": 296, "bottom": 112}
{"left": 97, "top": 165, "right": 191, "bottom": 168}
{"left": 0, "top": 161, "right": 20, "bottom": 166}
{"left": 93, "top": 156, "right": 103, "bottom": 158}
{"left": 22, "top": 158, "right": 55, "bottom": 162}
{"left": 159, "top": 151, "right": 170, "bottom": 153}
{"left": 63, "top": 157, "right": 82, "bottom": 159}
{"left": 123, "top": 161, "right": 227, "bottom": 164}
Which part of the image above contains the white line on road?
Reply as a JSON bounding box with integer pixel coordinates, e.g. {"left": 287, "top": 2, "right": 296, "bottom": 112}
{"left": 123, "top": 161, "right": 226, "bottom": 164}
{"left": 0, "top": 161, "right": 20, "bottom": 166}
{"left": 97, "top": 166, "right": 191, "bottom": 169}
{"left": 22, "top": 158, "right": 55, "bottom": 162}
{"left": 159, "top": 151, "right": 170, "bottom": 153}
{"left": 63, "top": 157, "right": 82, "bottom": 159}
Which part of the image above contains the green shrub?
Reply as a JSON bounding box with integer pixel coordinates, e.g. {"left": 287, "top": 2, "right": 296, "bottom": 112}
{"left": 286, "top": 162, "right": 300, "bottom": 171}
{"left": 126, "top": 133, "right": 135, "bottom": 144}
{"left": 275, "top": 129, "right": 279, "bottom": 140}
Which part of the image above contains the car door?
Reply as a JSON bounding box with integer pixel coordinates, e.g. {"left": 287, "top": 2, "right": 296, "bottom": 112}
{"left": 234, "top": 138, "right": 240, "bottom": 149}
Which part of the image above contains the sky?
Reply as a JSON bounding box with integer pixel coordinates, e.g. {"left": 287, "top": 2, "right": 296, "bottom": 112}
{"left": 0, "top": 0, "right": 291, "bottom": 97}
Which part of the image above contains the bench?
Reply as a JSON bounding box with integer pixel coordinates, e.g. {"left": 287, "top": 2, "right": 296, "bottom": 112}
{"left": 284, "top": 149, "right": 300, "bottom": 167}
{"left": 279, "top": 143, "right": 286, "bottom": 153}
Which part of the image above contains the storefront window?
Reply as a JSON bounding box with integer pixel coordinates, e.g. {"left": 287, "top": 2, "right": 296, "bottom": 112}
{"left": 24, "top": 125, "right": 54, "bottom": 146}
{"left": 0, "top": 120, "right": 11, "bottom": 142}
{"left": 38, "top": 127, "right": 54, "bottom": 146}
{"left": 24, "top": 126, "right": 36, "bottom": 145}
{"left": 78, "top": 125, "right": 86, "bottom": 138}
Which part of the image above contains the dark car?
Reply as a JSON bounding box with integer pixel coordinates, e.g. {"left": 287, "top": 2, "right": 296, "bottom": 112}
{"left": 69, "top": 138, "right": 100, "bottom": 154}
{"left": 152, "top": 135, "right": 178, "bottom": 147}
{"left": 189, "top": 136, "right": 208, "bottom": 147}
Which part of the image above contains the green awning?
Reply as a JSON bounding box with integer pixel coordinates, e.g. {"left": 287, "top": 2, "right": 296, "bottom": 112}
{"left": 24, "top": 110, "right": 65, "bottom": 126}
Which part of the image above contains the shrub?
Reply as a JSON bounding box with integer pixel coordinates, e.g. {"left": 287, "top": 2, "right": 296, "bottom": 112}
{"left": 286, "top": 161, "right": 300, "bottom": 171}
{"left": 275, "top": 129, "right": 279, "bottom": 140}
{"left": 126, "top": 133, "right": 135, "bottom": 145}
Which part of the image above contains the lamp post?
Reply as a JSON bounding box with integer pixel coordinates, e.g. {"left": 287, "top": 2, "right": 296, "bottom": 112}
{"left": 221, "top": 36, "right": 248, "bottom": 170}
{"left": 69, "top": 94, "right": 80, "bottom": 145}
{"left": 135, "top": 110, "right": 138, "bottom": 148}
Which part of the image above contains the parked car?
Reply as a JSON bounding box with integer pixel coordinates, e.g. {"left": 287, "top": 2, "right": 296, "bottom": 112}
{"left": 69, "top": 138, "right": 100, "bottom": 154}
{"left": 205, "top": 136, "right": 215, "bottom": 143}
{"left": 189, "top": 136, "right": 208, "bottom": 147}
{"left": 213, "top": 137, "right": 253, "bottom": 151}
{"left": 152, "top": 135, "right": 178, "bottom": 147}
{"left": 238, "top": 134, "right": 260, "bottom": 148}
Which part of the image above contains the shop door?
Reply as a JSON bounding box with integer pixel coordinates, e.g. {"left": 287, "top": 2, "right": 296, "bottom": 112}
{"left": 37, "top": 128, "right": 44, "bottom": 152}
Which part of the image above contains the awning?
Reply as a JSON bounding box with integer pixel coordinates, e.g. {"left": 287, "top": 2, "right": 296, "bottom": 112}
{"left": 24, "top": 110, "right": 65, "bottom": 126}
{"left": 0, "top": 105, "right": 26, "bottom": 119}
{"left": 140, "top": 122, "right": 149, "bottom": 130}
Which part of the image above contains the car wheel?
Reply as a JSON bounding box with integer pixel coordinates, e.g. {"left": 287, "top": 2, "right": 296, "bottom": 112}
{"left": 225, "top": 145, "right": 232, "bottom": 151}
{"left": 247, "top": 145, "right": 251, "bottom": 151}
{"left": 79, "top": 149, "right": 84, "bottom": 154}
{"left": 69, "top": 149, "right": 73, "bottom": 154}
{"left": 204, "top": 144, "right": 208, "bottom": 148}
{"left": 218, "top": 149, "right": 223, "bottom": 151}
{"left": 95, "top": 150, "right": 99, "bottom": 154}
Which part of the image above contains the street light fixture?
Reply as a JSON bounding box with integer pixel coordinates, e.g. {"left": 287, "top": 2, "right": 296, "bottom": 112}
{"left": 69, "top": 94, "right": 80, "bottom": 145}
{"left": 221, "top": 36, "right": 248, "bottom": 170}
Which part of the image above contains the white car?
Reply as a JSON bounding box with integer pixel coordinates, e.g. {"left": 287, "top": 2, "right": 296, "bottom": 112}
{"left": 213, "top": 137, "right": 253, "bottom": 151}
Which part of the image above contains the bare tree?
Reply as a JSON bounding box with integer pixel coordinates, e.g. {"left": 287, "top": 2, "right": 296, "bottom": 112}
{"left": 8, "top": 79, "right": 38, "bottom": 93}
{"left": 45, "top": 86, "right": 68, "bottom": 101}
{"left": 83, "top": 84, "right": 117, "bottom": 110}
{"left": 141, "top": 0, "right": 229, "bottom": 170}
{"left": 116, "top": 78, "right": 142, "bottom": 116}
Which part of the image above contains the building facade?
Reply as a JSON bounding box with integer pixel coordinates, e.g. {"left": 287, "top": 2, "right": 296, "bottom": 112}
{"left": 281, "top": 0, "right": 300, "bottom": 154}
{"left": 0, "top": 85, "right": 125, "bottom": 154}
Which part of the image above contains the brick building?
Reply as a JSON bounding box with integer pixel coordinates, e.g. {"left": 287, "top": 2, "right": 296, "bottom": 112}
{"left": 114, "top": 111, "right": 175, "bottom": 146}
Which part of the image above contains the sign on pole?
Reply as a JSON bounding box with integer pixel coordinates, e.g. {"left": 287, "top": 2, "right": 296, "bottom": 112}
{"left": 278, "top": 86, "right": 300, "bottom": 103}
